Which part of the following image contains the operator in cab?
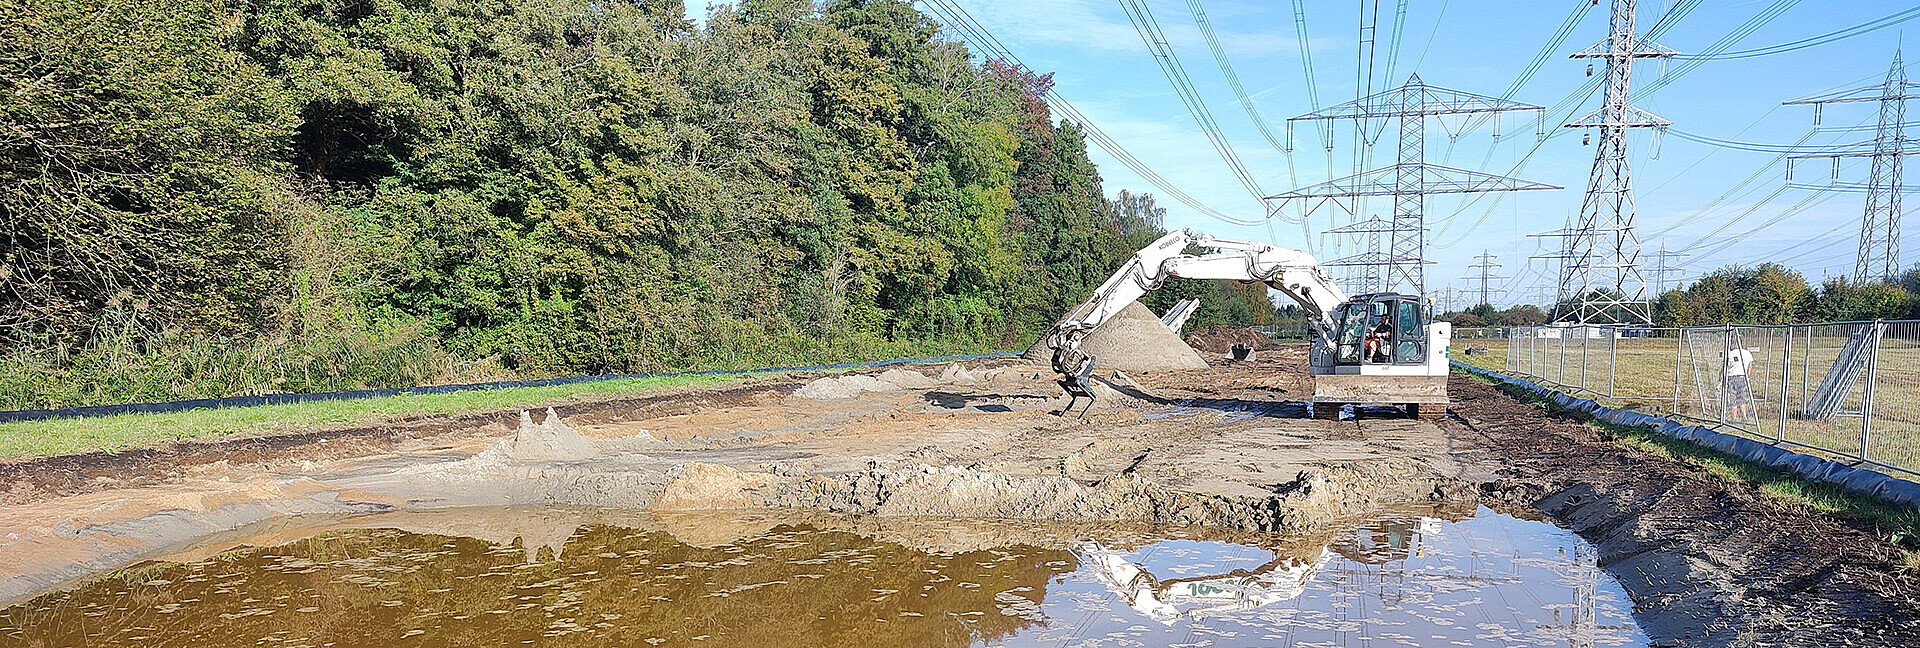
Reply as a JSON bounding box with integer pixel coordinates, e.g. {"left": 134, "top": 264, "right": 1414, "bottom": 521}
{"left": 1366, "top": 313, "right": 1393, "bottom": 363}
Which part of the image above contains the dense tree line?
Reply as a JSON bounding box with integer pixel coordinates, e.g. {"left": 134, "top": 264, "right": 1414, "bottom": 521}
{"left": 1, "top": 0, "right": 1258, "bottom": 408}
{"left": 1439, "top": 263, "right": 1920, "bottom": 329}
{"left": 1652, "top": 263, "right": 1920, "bottom": 326}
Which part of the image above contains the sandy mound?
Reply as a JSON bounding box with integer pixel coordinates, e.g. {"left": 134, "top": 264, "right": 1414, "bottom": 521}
{"left": 509, "top": 409, "right": 597, "bottom": 462}
{"left": 937, "top": 363, "right": 979, "bottom": 383}
{"left": 1029, "top": 301, "right": 1207, "bottom": 372}
{"left": 1185, "top": 326, "right": 1282, "bottom": 354}
{"left": 792, "top": 367, "right": 944, "bottom": 399}
{"left": 878, "top": 368, "right": 937, "bottom": 389}
{"left": 792, "top": 376, "right": 862, "bottom": 399}
{"left": 654, "top": 462, "right": 776, "bottom": 510}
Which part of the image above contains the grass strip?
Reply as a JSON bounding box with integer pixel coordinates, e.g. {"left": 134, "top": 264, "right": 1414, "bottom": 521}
{"left": 1463, "top": 371, "right": 1920, "bottom": 570}
{"left": 0, "top": 373, "right": 736, "bottom": 460}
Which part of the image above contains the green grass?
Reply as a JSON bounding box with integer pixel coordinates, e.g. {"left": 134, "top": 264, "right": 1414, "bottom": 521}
{"left": 0, "top": 373, "right": 738, "bottom": 460}
{"left": 1461, "top": 370, "right": 1920, "bottom": 564}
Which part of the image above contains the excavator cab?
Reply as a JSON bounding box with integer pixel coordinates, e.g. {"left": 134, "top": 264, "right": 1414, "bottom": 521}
{"left": 1332, "top": 294, "right": 1429, "bottom": 367}
{"left": 1315, "top": 293, "right": 1449, "bottom": 420}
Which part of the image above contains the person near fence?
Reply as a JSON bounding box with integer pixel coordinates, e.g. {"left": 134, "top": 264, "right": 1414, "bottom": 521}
{"left": 1724, "top": 346, "right": 1756, "bottom": 421}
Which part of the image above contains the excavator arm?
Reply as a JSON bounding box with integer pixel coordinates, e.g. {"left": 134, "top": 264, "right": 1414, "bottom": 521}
{"left": 1044, "top": 230, "right": 1348, "bottom": 413}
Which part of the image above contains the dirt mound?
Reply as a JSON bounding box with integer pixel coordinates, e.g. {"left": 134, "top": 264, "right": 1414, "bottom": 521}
{"left": 509, "top": 408, "right": 597, "bottom": 462}
{"left": 1022, "top": 301, "right": 1207, "bottom": 372}
{"left": 792, "top": 367, "right": 943, "bottom": 399}
{"left": 1184, "top": 326, "right": 1281, "bottom": 354}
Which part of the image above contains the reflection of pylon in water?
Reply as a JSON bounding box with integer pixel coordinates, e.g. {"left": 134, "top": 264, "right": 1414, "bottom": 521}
{"left": 1538, "top": 544, "right": 1622, "bottom": 648}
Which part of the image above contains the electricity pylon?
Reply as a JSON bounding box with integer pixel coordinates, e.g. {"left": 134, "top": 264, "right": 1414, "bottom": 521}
{"left": 1269, "top": 75, "right": 1560, "bottom": 297}
{"left": 1464, "top": 250, "right": 1507, "bottom": 308}
{"left": 1785, "top": 50, "right": 1919, "bottom": 283}
{"left": 1541, "top": 0, "right": 1675, "bottom": 324}
{"left": 1646, "top": 244, "right": 1688, "bottom": 295}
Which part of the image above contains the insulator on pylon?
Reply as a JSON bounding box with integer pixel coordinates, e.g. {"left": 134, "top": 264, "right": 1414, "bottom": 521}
{"left": 1582, "top": 133, "right": 1591, "bottom": 146}
{"left": 1586, "top": 64, "right": 1594, "bottom": 77}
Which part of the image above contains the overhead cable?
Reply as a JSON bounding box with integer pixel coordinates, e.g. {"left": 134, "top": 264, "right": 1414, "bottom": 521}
{"left": 1117, "top": 0, "right": 1269, "bottom": 204}
{"left": 917, "top": 0, "right": 1262, "bottom": 226}
{"left": 1672, "top": 5, "right": 1920, "bottom": 61}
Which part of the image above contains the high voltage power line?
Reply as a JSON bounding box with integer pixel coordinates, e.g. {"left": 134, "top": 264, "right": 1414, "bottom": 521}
{"left": 934, "top": 0, "right": 1901, "bottom": 284}
{"left": 1672, "top": 5, "right": 1920, "bottom": 61}
{"left": 1182, "top": 0, "right": 1318, "bottom": 250}
{"left": 1629, "top": 0, "right": 1803, "bottom": 100}
{"left": 1433, "top": 0, "right": 1807, "bottom": 249}
{"left": 1117, "top": 0, "right": 1268, "bottom": 204}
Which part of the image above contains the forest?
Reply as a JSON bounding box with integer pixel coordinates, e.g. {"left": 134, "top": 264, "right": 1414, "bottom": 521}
{"left": 0, "top": 0, "right": 1270, "bottom": 409}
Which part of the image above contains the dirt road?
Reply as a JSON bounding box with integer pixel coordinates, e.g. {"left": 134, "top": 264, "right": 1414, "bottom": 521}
{"left": 1, "top": 348, "right": 1915, "bottom": 645}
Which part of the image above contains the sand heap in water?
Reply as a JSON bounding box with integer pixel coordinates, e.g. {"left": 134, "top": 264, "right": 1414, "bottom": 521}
{"left": 1022, "top": 301, "right": 1207, "bottom": 372}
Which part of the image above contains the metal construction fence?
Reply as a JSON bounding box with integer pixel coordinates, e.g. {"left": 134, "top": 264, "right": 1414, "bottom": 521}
{"left": 1458, "top": 321, "right": 1920, "bottom": 477}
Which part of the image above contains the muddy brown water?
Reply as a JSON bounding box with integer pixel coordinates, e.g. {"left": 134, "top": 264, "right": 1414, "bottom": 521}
{"left": 0, "top": 507, "right": 1644, "bottom": 648}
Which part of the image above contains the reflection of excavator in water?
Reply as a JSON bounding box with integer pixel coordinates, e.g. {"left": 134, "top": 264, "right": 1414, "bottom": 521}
{"left": 1043, "top": 229, "right": 1450, "bottom": 419}
{"left": 1077, "top": 543, "right": 1334, "bottom": 624}
{"left": 1076, "top": 516, "right": 1444, "bottom": 625}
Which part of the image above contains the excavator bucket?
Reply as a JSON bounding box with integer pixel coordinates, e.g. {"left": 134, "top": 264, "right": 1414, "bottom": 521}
{"left": 1053, "top": 350, "right": 1099, "bottom": 418}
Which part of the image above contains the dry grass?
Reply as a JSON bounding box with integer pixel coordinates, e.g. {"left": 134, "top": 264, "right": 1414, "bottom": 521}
{"left": 1460, "top": 334, "right": 1920, "bottom": 474}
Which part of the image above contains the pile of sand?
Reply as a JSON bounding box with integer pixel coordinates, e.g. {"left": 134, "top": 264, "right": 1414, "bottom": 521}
{"left": 1023, "top": 301, "right": 1207, "bottom": 372}
{"left": 936, "top": 363, "right": 979, "bottom": 383}
{"left": 508, "top": 408, "right": 598, "bottom": 462}
{"left": 792, "top": 367, "right": 941, "bottom": 399}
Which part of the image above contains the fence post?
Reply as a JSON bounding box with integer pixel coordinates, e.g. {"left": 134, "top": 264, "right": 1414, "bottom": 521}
{"left": 1558, "top": 329, "right": 1568, "bottom": 387}
{"left": 1580, "top": 327, "right": 1590, "bottom": 393}
{"left": 1672, "top": 328, "right": 1685, "bottom": 417}
{"left": 1718, "top": 328, "right": 1732, "bottom": 426}
{"left": 1801, "top": 326, "right": 1811, "bottom": 409}
{"left": 1608, "top": 329, "right": 1617, "bottom": 398}
{"left": 1777, "top": 327, "right": 1790, "bottom": 443}
{"left": 1861, "top": 321, "right": 1882, "bottom": 462}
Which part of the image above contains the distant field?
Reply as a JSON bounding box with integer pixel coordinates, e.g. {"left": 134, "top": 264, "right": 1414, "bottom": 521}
{"left": 1456, "top": 334, "right": 1920, "bottom": 475}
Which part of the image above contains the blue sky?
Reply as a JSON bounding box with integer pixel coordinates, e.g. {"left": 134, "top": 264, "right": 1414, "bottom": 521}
{"left": 697, "top": 0, "right": 1916, "bottom": 306}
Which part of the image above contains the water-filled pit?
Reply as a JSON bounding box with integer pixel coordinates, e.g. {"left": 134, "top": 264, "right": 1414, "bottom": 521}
{"left": 1, "top": 506, "right": 1644, "bottom": 647}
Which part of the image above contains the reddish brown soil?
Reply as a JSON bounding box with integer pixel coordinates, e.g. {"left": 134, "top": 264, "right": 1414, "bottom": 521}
{"left": 1183, "top": 326, "right": 1283, "bottom": 354}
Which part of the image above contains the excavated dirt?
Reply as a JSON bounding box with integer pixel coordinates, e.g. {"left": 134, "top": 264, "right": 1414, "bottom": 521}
{"left": 1449, "top": 375, "right": 1920, "bottom": 646}
{"left": 1, "top": 348, "right": 1916, "bottom": 646}
{"left": 1184, "top": 325, "right": 1284, "bottom": 354}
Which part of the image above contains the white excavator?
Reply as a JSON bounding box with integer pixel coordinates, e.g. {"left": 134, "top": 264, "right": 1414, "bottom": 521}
{"left": 1044, "top": 229, "right": 1450, "bottom": 420}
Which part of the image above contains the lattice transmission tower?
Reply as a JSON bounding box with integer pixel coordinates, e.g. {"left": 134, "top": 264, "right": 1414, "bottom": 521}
{"left": 1539, "top": 0, "right": 1675, "bottom": 324}
{"left": 1268, "top": 75, "right": 1560, "bottom": 298}
{"left": 1784, "top": 50, "right": 1919, "bottom": 283}
{"left": 1646, "top": 244, "right": 1688, "bottom": 295}
{"left": 1464, "top": 250, "right": 1507, "bottom": 308}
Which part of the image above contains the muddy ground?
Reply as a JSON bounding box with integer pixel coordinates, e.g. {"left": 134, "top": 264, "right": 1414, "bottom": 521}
{"left": 1, "top": 347, "right": 1916, "bottom": 646}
